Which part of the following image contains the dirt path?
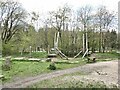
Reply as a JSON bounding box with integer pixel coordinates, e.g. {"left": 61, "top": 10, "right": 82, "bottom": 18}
{"left": 3, "top": 60, "right": 118, "bottom": 88}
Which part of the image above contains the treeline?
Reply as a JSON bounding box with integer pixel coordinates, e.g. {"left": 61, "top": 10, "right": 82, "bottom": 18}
{"left": 0, "top": 0, "right": 119, "bottom": 56}
{"left": 3, "top": 25, "right": 118, "bottom": 56}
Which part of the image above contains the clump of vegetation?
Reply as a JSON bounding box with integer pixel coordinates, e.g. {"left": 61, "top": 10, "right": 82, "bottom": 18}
{"left": 47, "top": 62, "right": 56, "bottom": 70}
{"left": 2, "top": 43, "right": 19, "bottom": 56}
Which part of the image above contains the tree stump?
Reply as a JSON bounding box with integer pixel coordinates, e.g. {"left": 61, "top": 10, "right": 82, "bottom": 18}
{"left": 2, "top": 56, "right": 12, "bottom": 71}
{"left": 87, "top": 57, "right": 96, "bottom": 63}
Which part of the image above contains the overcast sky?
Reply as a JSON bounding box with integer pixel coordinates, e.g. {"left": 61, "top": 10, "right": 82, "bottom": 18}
{"left": 16, "top": 0, "right": 119, "bottom": 13}
{"left": 12, "top": 0, "right": 119, "bottom": 30}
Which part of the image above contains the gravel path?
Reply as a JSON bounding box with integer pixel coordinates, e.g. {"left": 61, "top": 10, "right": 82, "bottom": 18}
{"left": 3, "top": 60, "right": 118, "bottom": 88}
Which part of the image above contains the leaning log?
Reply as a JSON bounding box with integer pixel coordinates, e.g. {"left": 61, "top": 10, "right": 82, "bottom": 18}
{"left": 55, "top": 48, "right": 68, "bottom": 60}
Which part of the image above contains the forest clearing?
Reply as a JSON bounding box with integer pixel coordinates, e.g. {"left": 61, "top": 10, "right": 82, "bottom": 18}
{"left": 0, "top": 0, "right": 120, "bottom": 89}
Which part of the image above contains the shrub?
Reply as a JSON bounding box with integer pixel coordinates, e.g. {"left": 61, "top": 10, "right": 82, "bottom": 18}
{"left": 2, "top": 43, "right": 19, "bottom": 56}
{"left": 47, "top": 62, "right": 56, "bottom": 70}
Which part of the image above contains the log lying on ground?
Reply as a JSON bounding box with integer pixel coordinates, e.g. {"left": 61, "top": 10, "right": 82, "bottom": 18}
{"left": 0, "top": 75, "right": 4, "bottom": 79}
{"left": 13, "top": 57, "right": 51, "bottom": 62}
{"left": 14, "top": 57, "right": 25, "bottom": 60}
{"left": 28, "top": 58, "right": 41, "bottom": 61}
{"left": 48, "top": 54, "right": 57, "bottom": 58}
{"left": 44, "top": 58, "right": 51, "bottom": 62}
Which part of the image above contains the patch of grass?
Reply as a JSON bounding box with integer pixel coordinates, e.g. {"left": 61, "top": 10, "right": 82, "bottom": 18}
{"left": 0, "top": 60, "right": 2, "bottom": 74}
{"left": 65, "top": 71, "right": 88, "bottom": 76}
{"left": 2, "top": 58, "right": 85, "bottom": 83}
{"left": 97, "top": 58, "right": 114, "bottom": 62}
{"left": 84, "top": 52, "right": 120, "bottom": 63}
{"left": 27, "top": 74, "right": 118, "bottom": 88}
{"left": 3, "top": 52, "right": 29, "bottom": 57}
{"left": 2, "top": 61, "right": 51, "bottom": 83}
{"left": 95, "top": 52, "right": 120, "bottom": 59}
{"left": 31, "top": 52, "right": 47, "bottom": 58}
{"left": 4, "top": 52, "right": 47, "bottom": 58}
{"left": 55, "top": 59, "right": 86, "bottom": 70}
{"left": 2, "top": 52, "right": 119, "bottom": 83}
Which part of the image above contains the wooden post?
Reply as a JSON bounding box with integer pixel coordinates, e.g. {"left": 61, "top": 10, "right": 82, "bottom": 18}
{"left": 20, "top": 46, "right": 23, "bottom": 56}
{"left": 30, "top": 46, "right": 32, "bottom": 57}
{"left": 86, "top": 32, "right": 88, "bottom": 50}
{"left": 56, "top": 32, "right": 59, "bottom": 48}
{"left": 54, "top": 32, "right": 59, "bottom": 49}
{"left": 54, "top": 33, "right": 56, "bottom": 48}
{"left": 86, "top": 32, "right": 88, "bottom": 56}
{"left": 83, "top": 34, "right": 85, "bottom": 53}
{"left": 48, "top": 45, "right": 50, "bottom": 54}
{"left": 36, "top": 47, "right": 38, "bottom": 52}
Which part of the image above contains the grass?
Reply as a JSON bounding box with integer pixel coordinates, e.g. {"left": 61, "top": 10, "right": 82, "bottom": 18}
{"left": 2, "top": 58, "right": 86, "bottom": 83}
{"left": 27, "top": 73, "right": 118, "bottom": 89}
{"left": 2, "top": 51, "right": 119, "bottom": 83}
{"left": 94, "top": 52, "right": 120, "bottom": 59}
{"left": 0, "top": 60, "right": 2, "bottom": 74}
{"left": 31, "top": 52, "right": 47, "bottom": 58}
{"left": 3, "top": 51, "right": 48, "bottom": 58}
{"left": 84, "top": 52, "right": 120, "bottom": 63}
{"left": 55, "top": 59, "right": 86, "bottom": 70}
{"left": 28, "top": 65, "right": 118, "bottom": 88}
{"left": 2, "top": 61, "right": 50, "bottom": 83}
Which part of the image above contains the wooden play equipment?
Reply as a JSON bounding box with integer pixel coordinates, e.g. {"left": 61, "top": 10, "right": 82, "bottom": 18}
{"left": 48, "top": 32, "right": 86, "bottom": 60}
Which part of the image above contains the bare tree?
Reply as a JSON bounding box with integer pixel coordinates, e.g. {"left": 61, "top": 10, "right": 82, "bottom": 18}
{"left": 49, "top": 5, "right": 71, "bottom": 45}
{"left": 77, "top": 6, "right": 92, "bottom": 53}
{"left": 44, "top": 22, "right": 49, "bottom": 49}
{"left": 0, "top": 0, "right": 27, "bottom": 44}
{"left": 96, "top": 6, "right": 116, "bottom": 52}
{"left": 30, "top": 11, "right": 40, "bottom": 31}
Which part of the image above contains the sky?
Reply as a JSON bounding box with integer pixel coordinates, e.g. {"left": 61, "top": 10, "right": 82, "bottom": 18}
{"left": 12, "top": 0, "right": 119, "bottom": 31}
{"left": 16, "top": 0, "right": 119, "bottom": 14}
